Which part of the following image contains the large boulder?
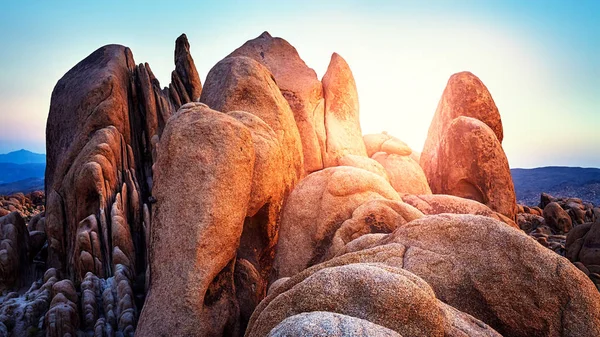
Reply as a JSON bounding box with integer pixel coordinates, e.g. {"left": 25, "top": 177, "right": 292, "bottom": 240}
{"left": 321, "top": 53, "right": 368, "bottom": 167}
{"left": 249, "top": 260, "right": 501, "bottom": 337}
{"left": 0, "top": 212, "right": 31, "bottom": 292}
{"left": 266, "top": 311, "right": 401, "bottom": 337}
{"left": 201, "top": 56, "right": 304, "bottom": 191}
{"left": 421, "top": 71, "right": 503, "bottom": 176}
{"left": 331, "top": 214, "right": 600, "bottom": 337}
{"left": 423, "top": 116, "right": 516, "bottom": 219}
{"left": 364, "top": 132, "right": 412, "bottom": 157}
{"left": 372, "top": 152, "right": 432, "bottom": 195}
{"left": 136, "top": 103, "right": 255, "bottom": 336}
{"left": 326, "top": 199, "right": 423, "bottom": 258}
{"left": 402, "top": 194, "right": 519, "bottom": 229}
{"left": 543, "top": 202, "right": 573, "bottom": 234}
{"left": 272, "top": 166, "right": 400, "bottom": 279}
{"left": 229, "top": 32, "right": 325, "bottom": 173}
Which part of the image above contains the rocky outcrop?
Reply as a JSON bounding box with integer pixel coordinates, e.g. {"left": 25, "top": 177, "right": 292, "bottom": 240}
{"left": 372, "top": 152, "right": 432, "bottom": 195}
{"left": 321, "top": 53, "right": 368, "bottom": 167}
{"left": 15, "top": 31, "right": 598, "bottom": 337}
{"left": 248, "top": 261, "right": 501, "bottom": 337}
{"left": 402, "top": 194, "right": 519, "bottom": 229}
{"left": 43, "top": 33, "right": 202, "bottom": 336}
{"left": 421, "top": 71, "right": 503, "bottom": 171}
{"left": 421, "top": 72, "right": 516, "bottom": 219}
{"left": 229, "top": 32, "right": 325, "bottom": 173}
{"left": 0, "top": 212, "right": 34, "bottom": 292}
{"left": 331, "top": 214, "right": 600, "bottom": 337}
{"left": 200, "top": 56, "right": 304, "bottom": 190}
{"left": 544, "top": 202, "right": 573, "bottom": 233}
{"left": 0, "top": 191, "right": 44, "bottom": 221}
{"left": 272, "top": 166, "right": 400, "bottom": 279}
{"left": 566, "top": 209, "right": 600, "bottom": 291}
{"left": 423, "top": 116, "right": 517, "bottom": 219}
{"left": 137, "top": 103, "right": 255, "bottom": 336}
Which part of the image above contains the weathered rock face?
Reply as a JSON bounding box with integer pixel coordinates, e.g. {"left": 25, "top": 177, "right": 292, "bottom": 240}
{"left": 424, "top": 116, "right": 517, "bottom": 219}
{"left": 338, "top": 154, "right": 389, "bottom": 181}
{"left": 267, "top": 311, "right": 402, "bottom": 337}
{"left": 248, "top": 261, "right": 501, "bottom": 337}
{"left": 272, "top": 166, "right": 400, "bottom": 279}
{"left": 137, "top": 103, "right": 255, "bottom": 337}
{"left": 421, "top": 71, "right": 503, "bottom": 173}
{"left": 200, "top": 56, "right": 304, "bottom": 190}
{"left": 225, "top": 110, "right": 287, "bottom": 331}
{"left": 321, "top": 53, "right": 368, "bottom": 167}
{"left": 229, "top": 32, "right": 325, "bottom": 173}
{"left": 402, "top": 194, "right": 519, "bottom": 229}
{"left": 0, "top": 212, "right": 32, "bottom": 292}
{"left": 364, "top": 132, "right": 412, "bottom": 157}
{"left": 326, "top": 199, "right": 423, "bottom": 259}
{"left": 421, "top": 72, "right": 516, "bottom": 219}
{"left": 372, "top": 152, "right": 432, "bottom": 195}
{"left": 566, "top": 210, "right": 600, "bottom": 290}
{"left": 43, "top": 34, "right": 202, "bottom": 336}
{"left": 544, "top": 202, "right": 573, "bottom": 234}
{"left": 328, "top": 214, "right": 600, "bottom": 337}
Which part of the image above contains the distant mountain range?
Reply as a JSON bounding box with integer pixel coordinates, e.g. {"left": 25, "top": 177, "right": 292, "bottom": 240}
{"left": 0, "top": 150, "right": 46, "bottom": 193}
{"left": 511, "top": 166, "right": 600, "bottom": 206}
{"left": 0, "top": 150, "right": 598, "bottom": 207}
{"left": 0, "top": 149, "right": 46, "bottom": 164}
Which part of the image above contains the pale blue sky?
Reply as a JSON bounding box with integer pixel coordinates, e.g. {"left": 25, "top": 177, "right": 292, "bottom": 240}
{"left": 0, "top": 0, "right": 598, "bottom": 168}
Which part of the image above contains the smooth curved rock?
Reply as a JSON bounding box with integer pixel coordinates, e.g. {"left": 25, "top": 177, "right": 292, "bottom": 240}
{"left": 267, "top": 311, "right": 402, "bottom": 337}
{"left": 326, "top": 199, "right": 423, "bottom": 259}
{"left": 423, "top": 117, "right": 516, "bottom": 219}
{"left": 229, "top": 31, "right": 325, "bottom": 173}
{"left": 544, "top": 202, "right": 573, "bottom": 234}
{"left": 200, "top": 56, "right": 304, "bottom": 191}
{"left": 364, "top": 132, "right": 412, "bottom": 157}
{"left": 338, "top": 154, "right": 389, "bottom": 181}
{"left": 372, "top": 152, "right": 431, "bottom": 195}
{"left": 136, "top": 103, "right": 255, "bottom": 337}
{"left": 402, "top": 194, "right": 519, "bottom": 229}
{"left": 421, "top": 71, "right": 503, "bottom": 177}
{"left": 321, "top": 53, "right": 368, "bottom": 167}
{"left": 272, "top": 166, "right": 400, "bottom": 279}
{"left": 323, "top": 214, "right": 600, "bottom": 337}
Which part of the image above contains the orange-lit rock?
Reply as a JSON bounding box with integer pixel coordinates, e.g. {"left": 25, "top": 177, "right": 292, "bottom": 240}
{"left": 137, "top": 103, "right": 255, "bottom": 337}
{"left": 321, "top": 53, "right": 368, "bottom": 167}
{"left": 372, "top": 152, "right": 432, "bottom": 195}
{"left": 272, "top": 166, "right": 399, "bottom": 279}
{"left": 229, "top": 32, "right": 325, "bottom": 173}
{"left": 201, "top": 56, "right": 304, "bottom": 191}
{"left": 423, "top": 116, "right": 516, "bottom": 219}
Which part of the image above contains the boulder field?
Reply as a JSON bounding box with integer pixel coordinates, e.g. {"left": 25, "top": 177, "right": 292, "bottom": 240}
{"left": 0, "top": 32, "right": 598, "bottom": 337}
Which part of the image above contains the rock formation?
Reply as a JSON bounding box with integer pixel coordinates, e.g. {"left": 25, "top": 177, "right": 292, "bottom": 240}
{"left": 272, "top": 166, "right": 400, "bottom": 279}
{"left": 229, "top": 32, "right": 326, "bottom": 173}
{"left": 137, "top": 103, "right": 255, "bottom": 336}
{"left": 200, "top": 56, "right": 304, "bottom": 190}
{"left": 423, "top": 116, "right": 517, "bottom": 219}
{"left": 321, "top": 53, "right": 368, "bottom": 167}
{"left": 421, "top": 72, "right": 517, "bottom": 219}
{"left": 2, "top": 32, "right": 598, "bottom": 337}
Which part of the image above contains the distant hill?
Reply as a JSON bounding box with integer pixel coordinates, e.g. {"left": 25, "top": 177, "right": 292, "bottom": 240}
{"left": 511, "top": 167, "right": 600, "bottom": 206}
{"left": 0, "top": 149, "right": 46, "bottom": 164}
{"left": 0, "top": 162, "right": 46, "bottom": 184}
{"left": 0, "top": 177, "right": 44, "bottom": 195}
